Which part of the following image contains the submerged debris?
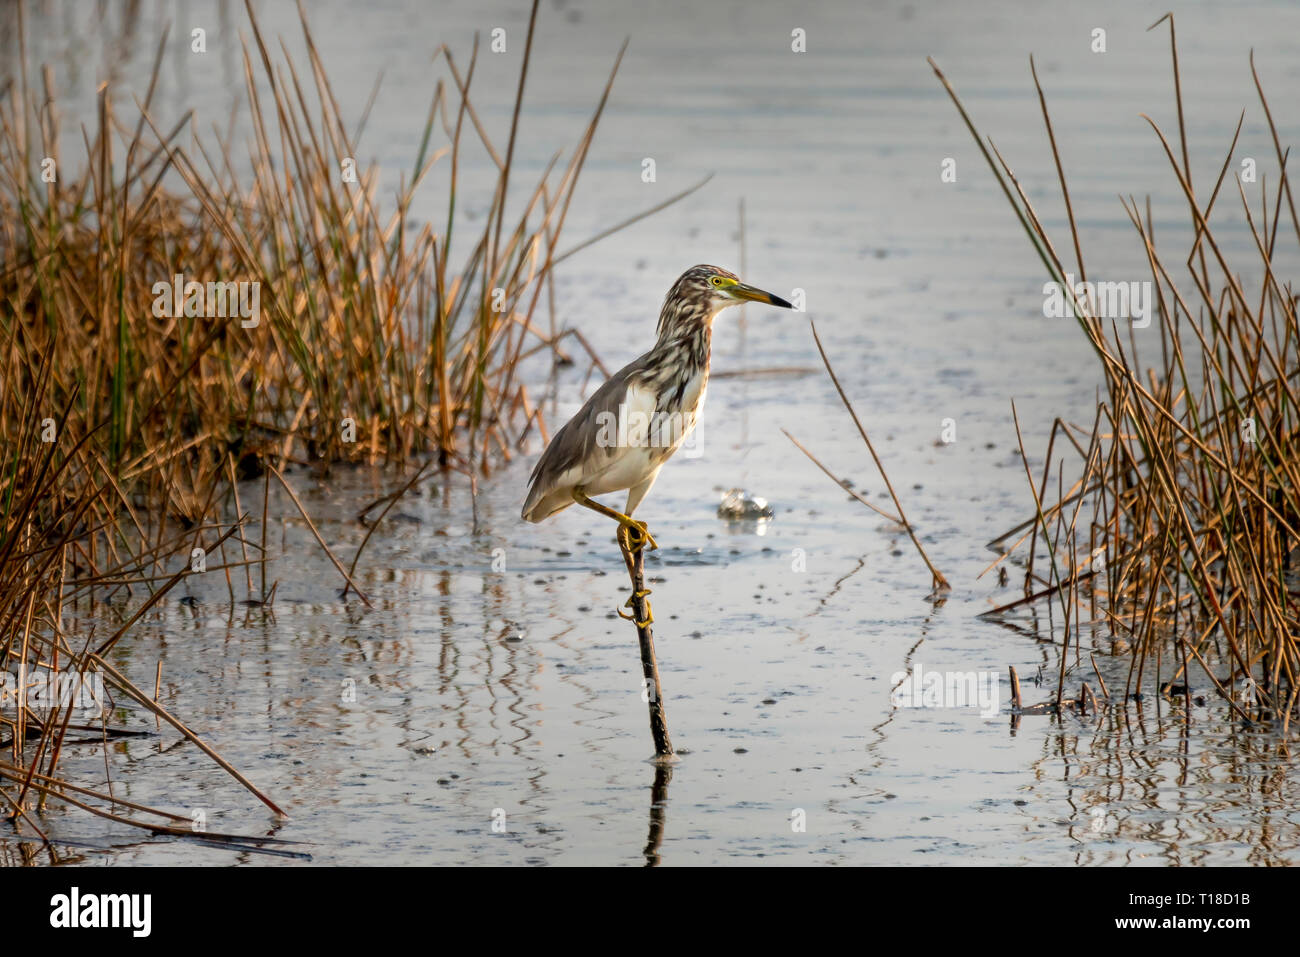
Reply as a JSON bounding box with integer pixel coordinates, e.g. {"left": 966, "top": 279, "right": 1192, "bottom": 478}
{"left": 717, "top": 488, "right": 775, "bottom": 521}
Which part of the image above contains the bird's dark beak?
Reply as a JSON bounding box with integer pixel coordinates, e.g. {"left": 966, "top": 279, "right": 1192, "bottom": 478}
{"left": 730, "top": 280, "right": 793, "bottom": 309}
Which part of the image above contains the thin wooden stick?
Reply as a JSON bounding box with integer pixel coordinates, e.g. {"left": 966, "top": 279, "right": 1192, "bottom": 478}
{"left": 616, "top": 530, "right": 673, "bottom": 759}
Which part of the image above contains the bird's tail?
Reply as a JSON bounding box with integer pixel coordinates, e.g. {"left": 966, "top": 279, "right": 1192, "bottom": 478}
{"left": 521, "top": 484, "right": 571, "bottom": 523}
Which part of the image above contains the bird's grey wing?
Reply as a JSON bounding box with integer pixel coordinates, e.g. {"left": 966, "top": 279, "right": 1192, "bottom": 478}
{"left": 527, "top": 353, "right": 651, "bottom": 491}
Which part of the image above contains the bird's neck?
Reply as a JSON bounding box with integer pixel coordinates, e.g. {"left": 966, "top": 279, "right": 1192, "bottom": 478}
{"left": 652, "top": 323, "right": 713, "bottom": 378}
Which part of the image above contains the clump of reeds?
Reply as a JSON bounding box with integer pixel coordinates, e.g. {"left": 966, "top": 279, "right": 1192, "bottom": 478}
{"left": 2, "top": 0, "right": 621, "bottom": 503}
{"left": 0, "top": 350, "right": 284, "bottom": 849}
{"left": 0, "top": 0, "right": 655, "bottom": 848}
{"left": 934, "top": 18, "right": 1300, "bottom": 724}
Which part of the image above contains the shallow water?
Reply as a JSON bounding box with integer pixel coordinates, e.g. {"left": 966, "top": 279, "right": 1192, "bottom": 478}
{"left": 5, "top": 0, "right": 1300, "bottom": 865}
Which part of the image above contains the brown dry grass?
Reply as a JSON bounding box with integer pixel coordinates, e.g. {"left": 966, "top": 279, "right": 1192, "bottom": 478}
{"left": 935, "top": 16, "right": 1300, "bottom": 724}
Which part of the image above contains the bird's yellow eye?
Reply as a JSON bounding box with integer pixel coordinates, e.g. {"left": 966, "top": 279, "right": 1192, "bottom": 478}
{"left": 710, "top": 276, "right": 722, "bottom": 286}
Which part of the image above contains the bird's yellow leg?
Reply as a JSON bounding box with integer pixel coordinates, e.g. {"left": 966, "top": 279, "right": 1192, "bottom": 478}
{"left": 571, "top": 488, "right": 658, "bottom": 551}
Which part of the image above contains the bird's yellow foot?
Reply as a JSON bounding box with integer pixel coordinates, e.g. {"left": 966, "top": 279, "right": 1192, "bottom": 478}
{"left": 617, "top": 588, "right": 654, "bottom": 626}
{"left": 626, "top": 589, "right": 653, "bottom": 620}
{"left": 620, "top": 520, "right": 658, "bottom": 552}
{"left": 616, "top": 601, "right": 654, "bottom": 629}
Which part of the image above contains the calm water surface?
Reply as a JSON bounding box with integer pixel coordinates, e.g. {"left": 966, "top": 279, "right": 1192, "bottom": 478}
{"left": 4, "top": 0, "right": 1300, "bottom": 864}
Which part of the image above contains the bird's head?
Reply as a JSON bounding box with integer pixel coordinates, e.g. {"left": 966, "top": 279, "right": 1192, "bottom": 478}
{"left": 656, "top": 265, "right": 792, "bottom": 340}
